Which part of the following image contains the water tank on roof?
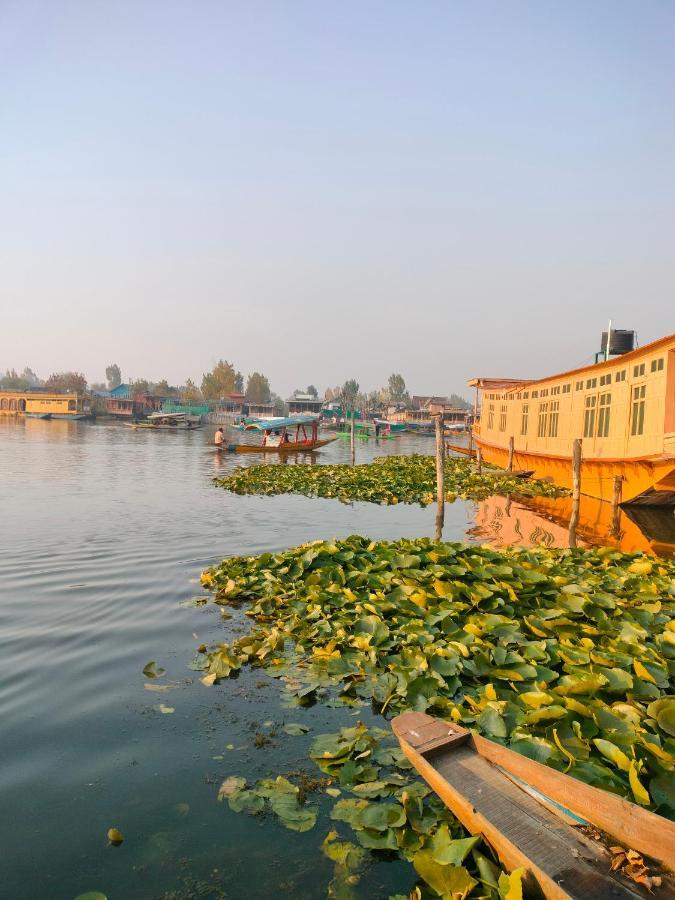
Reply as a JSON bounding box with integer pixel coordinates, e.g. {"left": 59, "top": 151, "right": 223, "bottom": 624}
{"left": 601, "top": 329, "right": 635, "bottom": 356}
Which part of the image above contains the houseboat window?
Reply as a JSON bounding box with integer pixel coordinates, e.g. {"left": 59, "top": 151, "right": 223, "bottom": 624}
{"left": 583, "top": 396, "right": 597, "bottom": 438}
{"left": 541, "top": 388, "right": 548, "bottom": 397}
{"left": 537, "top": 402, "right": 548, "bottom": 438}
{"left": 531, "top": 390, "right": 538, "bottom": 398}
{"left": 633, "top": 363, "right": 645, "bottom": 377}
{"left": 586, "top": 377, "right": 597, "bottom": 389}
{"left": 68, "top": 400, "right": 76, "bottom": 411}
{"left": 9, "top": 399, "right": 16, "bottom": 411}
{"left": 615, "top": 370, "right": 626, "bottom": 382}
{"left": 651, "top": 358, "right": 664, "bottom": 372}
{"left": 599, "top": 374, "right": 611, "bottom": 386}
{"left": 562, "top": 384, "right": 570, "bottom": 394}
{"left": 521, "top": 404, "right": 529, "bottom": 435}
{"left": 499, "top": 404, "right": 507, "bottom": 432}
{"left": 631, "top": 385, "right": 646, "bottom": 436}
{"left": 18, "top": 399, "right": 26, "bottom": 411}
{"left": 0, "top": 399, "right": 7, "bottom": 410}
{"left": 523, "top": 392, "right": 529, "bottom": 399}
{"left": 487, "top": 403, "right": 494, "bottom": 429}
{"left": 597, "top": 393, "right": 611, "bottom": 438}
{"left": 548, "top": 401, "right": 559, "bottom": 437}
{"left": 575, "top": 381, "right": 583, "bottom": 390}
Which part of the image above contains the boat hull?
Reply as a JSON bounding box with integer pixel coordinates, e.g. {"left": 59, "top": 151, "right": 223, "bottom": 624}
{"left": 51, "top": 414, "right": 90, "bottom": 421}
{"left": 25, "top": 413, "right": 52, "bottom": 420}
{"left": 474, "top": 434, "right": 675, "bottom": 504}
{"left": 224, "top": 437, "right": 337, "bottom": 453}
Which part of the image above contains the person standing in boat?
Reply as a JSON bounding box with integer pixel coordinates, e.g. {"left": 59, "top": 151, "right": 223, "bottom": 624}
{"left": 214, "top": 427, "right": 225, "bottom": 447}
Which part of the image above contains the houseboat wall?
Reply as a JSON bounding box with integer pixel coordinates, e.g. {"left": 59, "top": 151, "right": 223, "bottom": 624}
{"left": 471, "top": 334, "right": 675, "bottom": 503}
{"left": 0, "top": 391, "right": 91, "bottom": 418}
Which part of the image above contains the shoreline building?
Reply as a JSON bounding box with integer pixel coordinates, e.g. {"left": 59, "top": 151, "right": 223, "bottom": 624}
{"left": 469, "top": 332, "right": 675, "bottom": 505}
{"left": 0, "top": 389, "right": 91, "bottom": 420}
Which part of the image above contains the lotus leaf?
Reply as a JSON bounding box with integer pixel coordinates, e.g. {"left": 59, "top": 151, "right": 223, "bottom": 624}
{"left": 413, "top": 851, "right": 478, "bottom": 898}
{"left": 197, "top": 536, "right": 675, "bottom": 894}
{"left": 215, "top": 455, "right": 568, "bottom": 507}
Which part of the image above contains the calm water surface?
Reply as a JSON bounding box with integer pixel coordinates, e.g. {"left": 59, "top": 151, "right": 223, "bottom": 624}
{"left": 1, "top": 420, "right": 664, "bottom": 899}
{"left": 1, "top": 421, "right": 481, "bottom": 900}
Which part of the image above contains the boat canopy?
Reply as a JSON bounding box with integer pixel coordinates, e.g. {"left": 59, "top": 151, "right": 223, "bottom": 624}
{"left": 246, "top": 415, "right": 318, "bottom": 431}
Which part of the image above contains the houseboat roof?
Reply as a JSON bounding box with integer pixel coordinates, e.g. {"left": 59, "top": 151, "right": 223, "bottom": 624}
{"left": 468, "top": 332, "right": 675, "bottom": 394}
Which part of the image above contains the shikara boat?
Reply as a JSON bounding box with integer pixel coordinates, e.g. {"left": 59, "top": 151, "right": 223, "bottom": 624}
{"left": 392, "top": 712, "right": 674, "bottom": 899}
{"left": 220, "top": 416, "right": 335, "bottom": 453}
{"left": 126, "top": 412, "right": 203, "bottom": 430}
{"left": 25, "top": 412, "right": 51, "bottom": 420}
{"left": 373, "top": 419, "right": 407, "bottom": 434}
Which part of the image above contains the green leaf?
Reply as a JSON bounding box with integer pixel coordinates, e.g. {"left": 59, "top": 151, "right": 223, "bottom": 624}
{"left": 283, "top": 723, "right": 310, "bottom": 735}
{"left": 142, "top": 661, "right": 165, "bottom": 678}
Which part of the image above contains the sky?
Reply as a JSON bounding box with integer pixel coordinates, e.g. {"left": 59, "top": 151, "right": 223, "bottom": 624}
{"left": 1, "top": 1, "right": 673, "bottom": 399}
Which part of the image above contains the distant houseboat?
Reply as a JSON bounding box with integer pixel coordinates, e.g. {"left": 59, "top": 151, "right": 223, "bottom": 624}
{"left": 469, "top": 332, "right": 675, "bottom": 505}
{"left": 0, "top": 390, "right": 91, "bottom": 420}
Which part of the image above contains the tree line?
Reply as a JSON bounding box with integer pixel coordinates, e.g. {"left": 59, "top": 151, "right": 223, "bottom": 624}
{"left": 0, "top": 365, "right": 469, "bottom": 409}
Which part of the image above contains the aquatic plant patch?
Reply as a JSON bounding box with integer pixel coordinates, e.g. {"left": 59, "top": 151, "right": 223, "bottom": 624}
{"left": 215, "top": 454, "right": 568, "bottom": 506}
{"left": 196, "top": 537, "right": 674, "bottom": 896}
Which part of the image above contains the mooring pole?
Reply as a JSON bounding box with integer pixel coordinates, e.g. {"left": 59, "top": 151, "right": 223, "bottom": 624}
{"left": 611, "top": 474, "right": 623, "bottom": 537}
{"left": 476, "top": 445, "right": 482, "bottom": 475}
{"left": 507, "top": 436, "right": 514, "bottom": 472}
{"left": 568, "top": 438, "right": 582, "bottom": 548}
{"left": 434, "top": 414, "right": 445, "bottom": 540}
{"left": 350, "top": 408, "right": 355, "bottom": 465}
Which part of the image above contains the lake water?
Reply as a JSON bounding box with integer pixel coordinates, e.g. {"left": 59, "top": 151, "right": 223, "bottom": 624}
{"left": 0, "top": 420, "right": 666, "bottom": 899}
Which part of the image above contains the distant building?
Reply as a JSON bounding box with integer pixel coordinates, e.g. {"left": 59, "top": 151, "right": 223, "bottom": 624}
{"left": 0, "top": 389, "right": 91, "bottom": 419}
{"left": 248, "top": 402, "right": 277, "bottom": 420}
{"left": 216, "top": 393, "right": 248, "bottom": 417}
{"left": 287, "top": 393, "right": 323, "bottom": 416}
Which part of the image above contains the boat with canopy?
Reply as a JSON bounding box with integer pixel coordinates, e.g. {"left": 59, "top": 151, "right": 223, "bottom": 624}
{"left": 219, "top": 416, "right": 335, "bottom": 453}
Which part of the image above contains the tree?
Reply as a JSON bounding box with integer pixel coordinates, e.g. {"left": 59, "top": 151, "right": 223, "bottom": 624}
{"left": 201, "top": 360, "right": 242, "bottom": 400}
{"left": 447, "top": 393, "right": 470, "bottom": 410}
{"left": 181, "top": 379, "right": 202, "bottom": 403}
{"left": 129, "top": 379, "right": 150, "bottom": 395}
{"left": 106, "top": 363, "right": 122, "bottom": 390}
{"left": 21, "top": 367, "right": 42, "bottom": 387}
{"left": 0, "top": 369, "right": 27, "bottom": 389}
{"left": 153, "top": 379, "right": 177, "bottom": 397}
{"left": 341, "top": 379, "right": 360, "bottom": 411}
{"left": 324, "top": 387, "right": 335, "bottom": 401}
{"left": 387, "top": 373, "right": 409, "bottom": 404}
{"left": 45, "top": 371, "right": 88, "bottom": 393}
{"left": 306, "top": 385, "right": 318, "bottom": 397}
{"left": 246, "top": 372, "right": 271, "bottom": 404}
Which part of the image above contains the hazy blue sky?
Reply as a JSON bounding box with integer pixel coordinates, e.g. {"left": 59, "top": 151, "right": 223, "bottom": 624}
{"left": 1, "top": 1, "right": 672, "bottom": 398}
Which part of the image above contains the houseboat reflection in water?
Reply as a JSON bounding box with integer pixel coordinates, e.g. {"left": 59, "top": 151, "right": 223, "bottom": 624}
{"left": 470, "top": 493, "right": 674, "bottom": 558}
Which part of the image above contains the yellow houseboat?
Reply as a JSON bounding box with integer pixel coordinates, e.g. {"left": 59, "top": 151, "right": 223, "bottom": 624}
{"left": 0, "top": 390, "right": 91, "bottom": 420}
{"left": 469, "top": 332, "right": 675, "bottom": 505}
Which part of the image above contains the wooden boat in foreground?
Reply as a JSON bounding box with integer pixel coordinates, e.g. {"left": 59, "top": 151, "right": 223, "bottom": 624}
{"left": 392, "top": 712, "right": 675, "bottom": 899}
{"left": 220, "top": 416, "right": 336, "bottom": 453}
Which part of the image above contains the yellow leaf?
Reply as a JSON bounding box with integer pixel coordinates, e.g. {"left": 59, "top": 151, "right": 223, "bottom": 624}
{"left": 201, "top": 673, "right": 217, "bottom": 686}
{"left": 633, "top": 659, "right": 656, "bottom": 684}
{"left": 553, "top": 729, "right": 575, "bottom": 772}
{"left": 629, "top": 761, "right": 650, "bottom": 806}
{"left": 628, "top": 561, "right": 653, "bottom": 575}
{"left": 484, "top": 683, "right": 497, "bottom": 701}
{"left": 498, "top": 867, "right": 524, "bottom": 900}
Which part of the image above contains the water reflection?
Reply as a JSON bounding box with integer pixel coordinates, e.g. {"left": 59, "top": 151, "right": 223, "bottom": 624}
{"left": 470, "top": 493, "right": 675, "bottom": 557}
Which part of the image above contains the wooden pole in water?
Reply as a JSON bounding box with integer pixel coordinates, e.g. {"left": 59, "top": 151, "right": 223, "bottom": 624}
{"left": 434, "top": 414, "right": 445, "bottom": 541}
{"left": 507, "top": 436, "right": 514, "bottom": 472}
{"left": 476, "top": 445, "right": 482, "bottom": 475}
{"left": 568, "top": 438, "right": 582, "bottom": 548}
{"left": 611, "top": 474, "right": 623, "bottom": 537}
{"left": 350, "top": 407, "right": 355, "bottom": 465}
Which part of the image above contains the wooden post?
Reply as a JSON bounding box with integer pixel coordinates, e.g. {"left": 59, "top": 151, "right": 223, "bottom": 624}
{"left": 467, "top": 429, "right": 473, "bottom": 457}
{"left": 568, "top": 439, "right": 582, "bottom": 548}
{"left": 350, "top": 408, "right": 355, "bottom": 465}
{"left": 476, "top": 446, "right": 482, "bottom": 475}
{"left": 507, "top": 436, "right": 514, "bottom": 472}
{"left": 434, "top": 414, "right": 445, "bottom": 540}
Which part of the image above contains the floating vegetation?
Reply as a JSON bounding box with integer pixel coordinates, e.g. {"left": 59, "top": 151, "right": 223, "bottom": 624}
{"left": 215, "top": 455, "right": 568, "bottom": 506}
{"left": 196, "top": 537, "right": 674, "bottom": 895}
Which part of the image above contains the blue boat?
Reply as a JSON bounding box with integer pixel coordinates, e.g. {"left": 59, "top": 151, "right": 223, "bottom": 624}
{"left": 25, "top": 412, "right": 52, "bottom": 420}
